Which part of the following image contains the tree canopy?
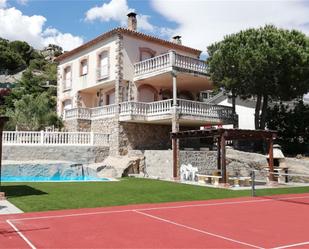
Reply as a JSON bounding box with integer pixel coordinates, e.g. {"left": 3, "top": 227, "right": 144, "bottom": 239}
{"left": 266, "top": 101, "right": 309, "bottom": 155}
{"left": 207, "top": 25, "right": 309, "bottom": 129}
{"left": 0, "top": 37, "right": 63, "bottom": 130}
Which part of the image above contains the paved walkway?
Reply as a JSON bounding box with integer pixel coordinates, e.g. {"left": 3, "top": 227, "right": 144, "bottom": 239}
{"left": 0, "top": 200, "right": 23, "bottom": 215}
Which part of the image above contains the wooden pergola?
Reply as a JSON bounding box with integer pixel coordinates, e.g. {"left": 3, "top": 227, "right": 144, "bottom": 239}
{"left": 171, "top": 128, "right": 277, "bottom": 183}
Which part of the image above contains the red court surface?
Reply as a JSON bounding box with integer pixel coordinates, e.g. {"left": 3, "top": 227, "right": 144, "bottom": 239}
{"left": 0, "top": 193, "right": 309, "bottom": 249}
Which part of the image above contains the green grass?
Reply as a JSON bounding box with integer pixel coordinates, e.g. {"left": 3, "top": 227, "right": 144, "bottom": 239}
{"left": 2, "top": 178, "right": 309, "bottom": 212}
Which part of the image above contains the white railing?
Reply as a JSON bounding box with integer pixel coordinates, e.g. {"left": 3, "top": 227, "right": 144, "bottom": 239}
{"left": 175, "top": 54, "right": 207, "bottom": 73}
{"left": 64, "top": 99, "right": 234, "bottom": 122}
{"left": 134, "top": 51, "right": 207, "bottom": 77}
{"left": 91, "top": 104, "right": 117, "bottom": 119}
{"left": 120, "top": 102, "right": 149, "bottom": 116}
{"left": 3, "top": 131, "right": 109, "bottom": 146}
{"left": 65, "top": 108, "right": 91, "bottom": 120}
{"left": 147, "top": 99, "right": 173, "bottom": 115}
{"left": 178, "top": 99, "right": 234, "bottom": 120}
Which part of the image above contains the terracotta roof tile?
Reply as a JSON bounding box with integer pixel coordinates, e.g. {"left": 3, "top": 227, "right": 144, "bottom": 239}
{"left": 55, "top": 27, "right": 202, "bottom": 62}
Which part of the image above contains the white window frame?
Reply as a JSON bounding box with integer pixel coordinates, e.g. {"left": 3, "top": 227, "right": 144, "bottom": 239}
{"left": 97, "top": 49, "right": 109, "bottom": 80}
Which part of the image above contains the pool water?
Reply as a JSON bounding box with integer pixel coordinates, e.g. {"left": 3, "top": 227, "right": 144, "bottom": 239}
{"left": 1, "top": 175, "right": 111, "bottom": 182}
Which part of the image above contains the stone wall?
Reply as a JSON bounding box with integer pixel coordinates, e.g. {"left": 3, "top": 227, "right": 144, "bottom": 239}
{"left": 119, "top": 123, "right": 171, "bottom": 155}
{"left": 129, "top": 150, "right": 173, "bottom": 179}
{"left": 64, "top": 119, "right": 91, "bottom": 132}
{"left": 3, "top": 145, "right": 109, "bottom": 164}
{"left": 180, "top": 150, "right": 217, "bottom": 174}
{"left": 91, "top": 117, "right": 119, "bottom": 155}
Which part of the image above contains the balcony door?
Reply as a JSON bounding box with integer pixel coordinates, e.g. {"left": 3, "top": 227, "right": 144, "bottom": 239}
{"left": 106, "top": 91, "right": 115, "bottom": 105}
{"left": 138, "top": 85, "right": 157, "bottom": 103}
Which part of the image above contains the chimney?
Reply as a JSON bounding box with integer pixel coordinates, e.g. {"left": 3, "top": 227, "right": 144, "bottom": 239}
{"left": 127, "top": 12, "right": 137, "bottom": 31}
{"left": 172, "top": 35, "right": 182, "bottom": 45}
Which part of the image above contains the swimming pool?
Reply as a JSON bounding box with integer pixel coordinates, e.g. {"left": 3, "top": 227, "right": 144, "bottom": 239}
{"left": 0, "top": 175, "right": 111, "bottom": 182}
{"left": 1, "top": 162, "right": 111, "bottom": 182}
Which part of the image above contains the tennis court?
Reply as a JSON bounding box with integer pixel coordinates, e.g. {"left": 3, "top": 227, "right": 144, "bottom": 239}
{"left": 1, "top": 193, "right": 308, "bottom": 249}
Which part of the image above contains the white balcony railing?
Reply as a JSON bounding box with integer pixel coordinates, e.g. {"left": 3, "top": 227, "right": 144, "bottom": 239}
{"left": 64, "top": 108, "right": 91, "bottom": 120}
{"left": 3, "top": 131, "right": 109, "bottom": 146}
{"left": 92, "top": 104, "right": 117, "bottom": 119}
{"left": 64, "top": 99, "right": 234, "bottom": 123}
{"left": 134, "top": 51, "right": 207, "bottom": 77}
{"left": 177, "top": 99, "right": 233, "bottom": 120}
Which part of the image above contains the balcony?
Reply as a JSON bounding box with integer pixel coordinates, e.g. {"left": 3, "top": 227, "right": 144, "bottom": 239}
{"left": 64, "top": 99, "right": 235, "bottom": 126}
{"left": 134, "top": 51, "right": 208, "bottom": 81}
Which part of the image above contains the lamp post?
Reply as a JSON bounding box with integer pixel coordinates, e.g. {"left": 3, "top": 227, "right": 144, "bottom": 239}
{"left": 0, "top": 116, "right": 9, "bottom": 195}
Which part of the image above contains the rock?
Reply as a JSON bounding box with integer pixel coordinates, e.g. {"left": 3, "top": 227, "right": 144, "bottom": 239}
{"left": 284, "top": 158, "right": 309, "bottom": 183}
{"left": 85, "top": 155, "right": 143, "bottom": 178}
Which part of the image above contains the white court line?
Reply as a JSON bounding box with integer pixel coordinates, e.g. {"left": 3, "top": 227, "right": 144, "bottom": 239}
{"left": 8, "top": 195, "right": 309, "bottom": 222}
{"left": 134, "top": 210, "right": 264, "bottom": 249}
{"left": 272, "top": 241, "right": 309, "bottom": 249}
{"left": 6, "top": 220, "right": 37, "bottom": 249}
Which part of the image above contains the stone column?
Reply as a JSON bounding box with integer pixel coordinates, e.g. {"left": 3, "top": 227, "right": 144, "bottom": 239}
{"left": 110, "top": 33, "right": 124, "bottom": 156}
{"left": 171, "top": 71, "right": 180, "bottom": 179}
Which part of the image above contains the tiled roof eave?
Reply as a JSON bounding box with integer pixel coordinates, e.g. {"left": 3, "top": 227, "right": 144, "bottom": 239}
{"left": 55, "top": 27, "right": 202, "bottom": 63}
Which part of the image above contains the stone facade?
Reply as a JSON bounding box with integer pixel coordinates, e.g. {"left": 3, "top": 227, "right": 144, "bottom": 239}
{"left": 119, "top": 122, "right": 172, "bottom": 155}
{"left": 64, "top": 119, "right": 91, "bottom": 132}
{"left": 180, "top": 150, "right": 217, "bottom": 174}
{"left": 3, "top": 145, "right": 109, "bottom": 164}
{"left": 129, "top": 150, "right": 173, "bottom": 179}
{"left": 91, "top": 117, "right": 119, "bottom": 155}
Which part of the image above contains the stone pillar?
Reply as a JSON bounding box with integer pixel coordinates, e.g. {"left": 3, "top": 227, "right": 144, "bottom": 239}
{"left": 110, "top": 33, "right": 124, "bottom": 156}
{"left": 171, "top": 71, "right": 180, "bottom": 179}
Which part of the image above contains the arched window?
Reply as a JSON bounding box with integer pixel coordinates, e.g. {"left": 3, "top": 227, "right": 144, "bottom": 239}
{"left": 98, "top": 51, "right": 109, "bottom": 79}
{"left": 63, "top": 66, "right": 72, "bottom": 90}
{"left": 138, "top": 84, "right": 158, "bottom": 102}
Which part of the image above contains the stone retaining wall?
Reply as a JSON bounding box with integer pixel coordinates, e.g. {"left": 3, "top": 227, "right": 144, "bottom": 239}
{"left": 3, "top": 145, "right": 109, "bottom": 164}
{"left": 64, "top": 119, "right": 91, "bottom": 132}
{"left": 119, "top": 123, "right": 171, "bottom": 155}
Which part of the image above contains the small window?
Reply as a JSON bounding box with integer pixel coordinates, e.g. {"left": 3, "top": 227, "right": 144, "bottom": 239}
{"left": 64, "top": 66, "right": 72, "bottom": 90}
{"left": 98, "top": 51, "right": 109, "bottom": 79}
{"left": 80, "top": 60, "right": 88, "bottom": 76}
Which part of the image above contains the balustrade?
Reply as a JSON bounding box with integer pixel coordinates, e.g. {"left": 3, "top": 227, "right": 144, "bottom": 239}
{"left": 134, "top": 51, "right": 207, "bottom": 77}
{"left": 3, "top": 131, "right": 109, "bottom": 146}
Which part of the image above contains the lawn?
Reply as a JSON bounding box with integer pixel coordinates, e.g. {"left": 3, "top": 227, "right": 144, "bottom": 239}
{"left": 2, "top": 178, "right": 309, "bottom": 212}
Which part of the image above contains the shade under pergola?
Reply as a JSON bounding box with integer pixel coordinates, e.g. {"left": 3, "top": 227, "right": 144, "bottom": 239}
{"left": 171, "top": 128, "right": 277, "bottom": 183}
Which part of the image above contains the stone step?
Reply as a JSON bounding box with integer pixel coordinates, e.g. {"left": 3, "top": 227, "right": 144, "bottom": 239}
{"left": 0, "top": 192, "right": 6, "bottom": 200}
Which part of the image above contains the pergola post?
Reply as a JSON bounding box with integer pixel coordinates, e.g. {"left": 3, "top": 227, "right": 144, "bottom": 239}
{"left": 217, "top": 137, "right": 221, "bottom": 171}
{"left": 172, "top": 137, "right": 178, "bottom": 178}
{"left": 268, "top": 138, "right": 275, "bottom": 182}
{"left": 0, "top": 117, "right": 9, "bottom": 196}
{"left": 220, "top": 135, "right": 227, "bottom": 183}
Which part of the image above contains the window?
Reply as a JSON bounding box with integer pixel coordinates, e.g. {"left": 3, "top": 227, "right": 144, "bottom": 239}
{"left": 80, "top": 59, "right": 88, "bottom": 76}
{"left": 98, "top": 51, "right": 109, "bottom": 79}
{"left": 63, "top": 66, "right": 72, "bottom": 90}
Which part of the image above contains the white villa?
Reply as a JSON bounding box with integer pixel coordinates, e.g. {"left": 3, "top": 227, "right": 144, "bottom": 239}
{"left": 56, "top": 13, "right": 237, "bottom": 155}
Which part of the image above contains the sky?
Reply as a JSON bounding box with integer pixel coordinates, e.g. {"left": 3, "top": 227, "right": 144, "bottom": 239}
{"left": 1, "top": 0, "right": 309, "bottom": 53}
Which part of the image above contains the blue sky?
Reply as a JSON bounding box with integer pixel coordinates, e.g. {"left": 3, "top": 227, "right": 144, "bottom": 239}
{"left": 1, "top": 0, "right": 309, "bottom": 52}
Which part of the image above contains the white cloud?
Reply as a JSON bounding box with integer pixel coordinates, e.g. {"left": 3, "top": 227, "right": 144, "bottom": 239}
{"left": 85, "top": 0, "right": 173, "bottom": 36}
{"left": 151, "top": 0, "right": 309, "bottom": 53}
{"left": 0, "top": 7, "right": 83, "bottom": 51}
{"left": 0, "top": 0, "right": 7, "bottom": 8}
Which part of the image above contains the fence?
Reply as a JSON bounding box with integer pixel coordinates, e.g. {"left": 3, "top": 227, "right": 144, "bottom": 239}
{"left": 3, "top": 131, "right": 109, "bottom": 146}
